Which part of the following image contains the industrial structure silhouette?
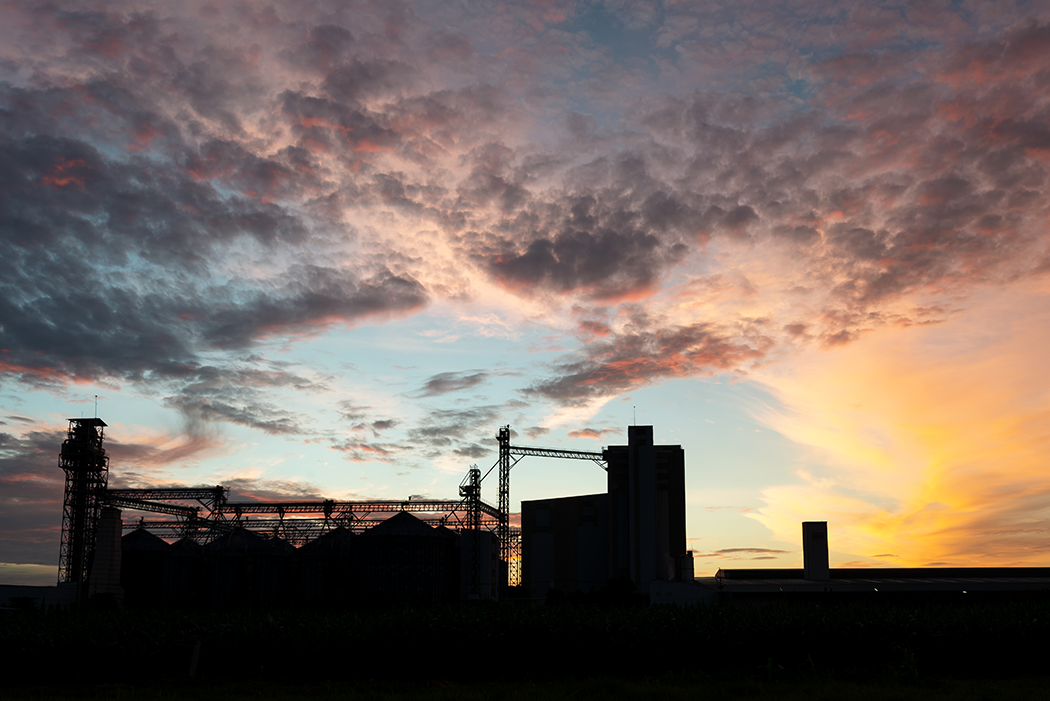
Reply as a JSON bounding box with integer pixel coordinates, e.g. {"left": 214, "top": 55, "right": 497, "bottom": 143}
{"left": 53, "top": 417, "right": 691, "bottom": 608}
{"left": 24, "top": 416, "right": 1050, "bottom": 611}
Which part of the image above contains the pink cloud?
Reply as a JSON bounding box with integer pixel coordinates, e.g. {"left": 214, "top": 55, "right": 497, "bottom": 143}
{"left": 566, "top": 427, "right": 614, "bottom": 440}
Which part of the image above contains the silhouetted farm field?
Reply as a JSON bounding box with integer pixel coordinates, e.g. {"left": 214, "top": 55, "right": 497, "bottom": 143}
{"left": 3, "top": 596, "right": 1049, "bottom": 690}
{"left": 4, "top": 676, "right": 1050, "bottom": 701}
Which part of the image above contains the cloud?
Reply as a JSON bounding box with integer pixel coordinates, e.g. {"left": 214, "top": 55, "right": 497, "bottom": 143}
{"left": 529, "top": 318, "right": 767, "bottom": 405}
{"left": 415, "top": 371, "right": 488, "bottom": 396}
{"left": 453, "top": 443, "right": 489, "bottom": 459}
{"left": 0, "top": 142, "right": 426, "bottom": 387}
{"left": 337, "top": 401, "right": 369, "bottom": 423}
{"left": 487, "top": 224, "right": 685, "bottom": 302}
{"left": 0, "top": 428, "right": 70, "bottom": 566}
{"left": 220, "top": 477, "right": 326, "bottom": 502}
{"left": 332, "top": 439, "right": 404, "bottom": 463}
{"left": 200, "top": 268, "right": 428, "bottom": 349}
{"left": 5, "top": 5, "right": 1048, "bottom": 410}
{"left": 566, "top": 427, "right": 615, "bottom": 440}
{"left": 105, "top": 431, "right": 218, "bottom": 471}
{"left": 164, "top": 393, "right": 303, "bottom": 437}
{"left": 405, "top": 404, "right": 506, "bottom": 460}
{"left": 408, "top": 405, "right": 502, "bottom": 445}
{"left": 524, "top": 426, "right": 551, "bottom": 440}
{"left": 938, "top": 19, "right": 1050, "bottom": 90}
{"left": 160, "top": 364, "right": 330, "bottom": 437}
{"left": 693, "top": 547, "right": 792, "bottom": 559}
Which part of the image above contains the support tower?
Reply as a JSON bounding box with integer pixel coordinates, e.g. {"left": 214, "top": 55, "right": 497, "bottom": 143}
{"left": 459, "top": 464, "right": 482, "bottom": 599}
{"left": 58, "top": 418, "right": 110, "bottom": 599}
{"left": 497, "top": 426, "right": 511, "bottom": 586}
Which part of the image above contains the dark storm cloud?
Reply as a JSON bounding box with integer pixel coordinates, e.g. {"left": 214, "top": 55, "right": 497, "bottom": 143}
{"left": 406, "top": 405, "right": 502, "bottom": 457}
{"left": 489, "top": 226, "right": 677, "bottom": 300}
{"left": 939, "top": 19, "right": 1050, "bottom": 88}
{"left": 0, "top": 3, "right": 434, "bottom": 393}
{"left": 453, "top": 443, "right": 488, "bottom": 459}
{"left": 281, "top": 24, "right": 356, "bottom": 72}
{"left": 323, "top": 58, "right": 417, "bottom": 102}
{"left": 221, "top": 477, "right": 325, "bottom": 502}
{"left": 0, "top": 7, "right": 497, "bottom": 408}
{"left": 0, "top": 429, "right": 68, "bottom": 564}
{"left": 200, "top": 268, "right": 427, "bottom": 349}
{"left": 529, "top": 318, "right": 768, "bottom": 405}
{"left": 0, "top": 430, "right": 66, "bottom": 486}
{"left": 186, "top": 139, "right": 328, "bottom": 204}
{"left": 482, "top": 194, "right": 689, "bottom": 301}
{"left": 0, "top": 129, "right": 312, "bottom": 273}
{"left": 165, "top": 393, "right": 302, "bottom": 436}
{"left": 337, "top": 400, "right": 368, "bottom": 422}
{"left": 161, "top": 364, "right": 329, "bottom": 437}
{"left": 693, "top": 547, "right": 792, "bottom": 559}
{"left": 0, "top": 427, "right": 213, "bottom": 565}
{"left": 332, "top": 438, "right": 405, "bottom": 463}
{"left": 2, "top": 2, "right": 1050, "bottom": 416}
{"left": 0, "top": 87, "right": 425, "bottom": 383}
{"left": 456, "top": 142, "right": 530, "bottom": 212}
{"left": 0, "top": 276, "right": 198, "bottom": 385}
{"left": 280, "top": 90, "right": 402, "bottom": 157}
{"left": 425, "top": 29, "right": 474, "bottom": 62}
{"left": 610, "top": 26, "right": 1050, "bottom": 347}
{"left": 523, "top": 426, "right": 550, "bottom": 440}
{"left": 0, "top": 253, "right": 424, "bottom": 386}
{"left": 414, "top": 371, "right": 489, "bottom": 396}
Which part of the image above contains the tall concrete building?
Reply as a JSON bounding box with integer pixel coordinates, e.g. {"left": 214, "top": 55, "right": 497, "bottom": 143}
{"left": 605, "top": 425, "right": 687, "bottom": 592}
{"left": 521, "top": 426, "right": 690, "bottom": 597}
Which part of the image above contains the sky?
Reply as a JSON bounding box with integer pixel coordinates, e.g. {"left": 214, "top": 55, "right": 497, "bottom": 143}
{"left": 2, "top": 0, "right": 1050, "bottom": 586}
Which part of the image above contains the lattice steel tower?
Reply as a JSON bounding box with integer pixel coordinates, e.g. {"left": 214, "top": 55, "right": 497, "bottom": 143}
{"left": 58, "top": 418, "right": 110, "bottom": 595}
{"left": 497, "top": 425, "right": 512, "bottom": 582}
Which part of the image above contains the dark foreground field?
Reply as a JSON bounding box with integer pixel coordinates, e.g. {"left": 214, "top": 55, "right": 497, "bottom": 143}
{"left": 2, "top": 595, "right": 1049, "bottom": 697}
{"left": 3, "top": 676, "right": 1050, "bottom": 701}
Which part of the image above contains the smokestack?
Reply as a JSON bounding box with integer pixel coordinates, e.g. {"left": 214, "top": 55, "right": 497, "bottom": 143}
{"left": 802, "top": 521, "right": 829, "bottom": 581}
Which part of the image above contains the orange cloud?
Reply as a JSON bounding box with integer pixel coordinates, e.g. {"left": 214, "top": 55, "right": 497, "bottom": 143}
{"left": 566, "top": 427, "right": 614, "bottom": 440}
{"left": 40, "top": 158, "right": 88, "bottom": 189}
{"left": 0, "top": 357, "right": 97, "bottom": 385}
{"left": 106, "top": 425, "right": 221, "bottom": 470}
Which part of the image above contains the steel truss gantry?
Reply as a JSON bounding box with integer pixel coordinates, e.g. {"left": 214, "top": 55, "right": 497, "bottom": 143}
{"left": 125, "top": 516, "right": 508, "bottom": 546}
{"left": 491, "top": 426, "right": 605, "bottom": 587}
{"left": 100, "top": 425, "right": 605, "bottom": 592}
{"left": 110, "top": 489, "right": 502, "bottom": 546}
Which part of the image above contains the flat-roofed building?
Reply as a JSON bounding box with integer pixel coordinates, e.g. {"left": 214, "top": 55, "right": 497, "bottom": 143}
{"left": 521, "top": 493, "right": 608, "bottom": 599}
{"left": 522, "top": 426, "right": 690, "bottom": 597}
